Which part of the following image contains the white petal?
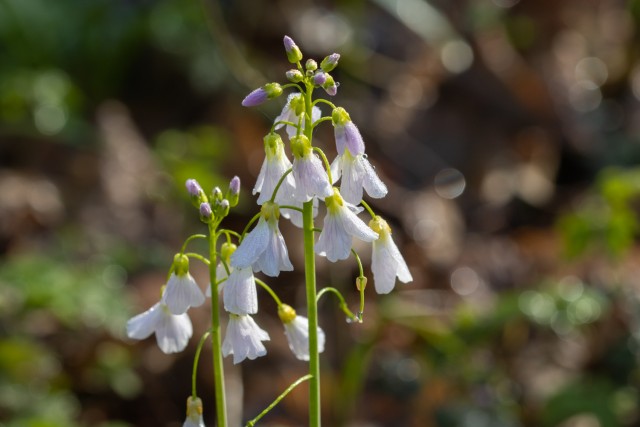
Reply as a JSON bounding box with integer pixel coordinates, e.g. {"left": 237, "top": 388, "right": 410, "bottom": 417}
{"left": 283, "top": 316, "right": 325, "bottom": 361}
{"left": 339, "top": 154, "right": 366, "bottom": 205}
{"left": 155, "top": 306, "right": 193, "bottom": 354}
{"left": 162, "top": 273, "right": 205, "bottom": 315}
{"left": 206, "top": 263, "right": 230, "bottom": 297}
{"left": 340, "top": 206, "right": 378, "bottom": 242}
{"left": 223, "top": 315, "right": 269, "bottom": 364}
{"left": 252, "top": 157, "right": 268, "bottom": 196}
{"left": 126, "top": 302, "right": 162, "bottom": 340}
{"left": 362, "top": 157, "right": 388, "bottom": 199}
{"left": 334, "top": 125, "right": 346, "bottom": 155}
{"left": 330, "top": 154, "right": 342, "bottom": 184}
{"left": 315, "top": 211, "right": 353, "bottom": 262}
{"left": 223, "top": 267, "right": 258, "bottom": 315}
{"left": 230, "top": 218, "right": 270, "bottom": 268}
{"left": 387, "top": 234, "right": 413, "bottom": 283}
{"left": 256, "top": 154, "right": 295, "bottom": 205}
{"left": 371, "top": 233, "right": 412, "bottom": 294}
{"left": 292, "top": 155, "right": 332, "bottom": 202}
{"left": 255, "top": 222, "right": 293, "bottom": 277}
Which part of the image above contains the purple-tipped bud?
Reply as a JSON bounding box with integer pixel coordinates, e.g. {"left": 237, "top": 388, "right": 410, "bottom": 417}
{"left": 322, "top": 74, "right": 338, "bottom": 96}
{"left": 313, "top": 71, "right": 327, "bottom": 86}
{"left": 200, "top": 202, "right": 213, "bottom": 222}
{"left": 241, "top": 83, "right": 282, "bottom": 107}
{"left": 286, "top": 69, "right": 304, "bottom": 83}
{"left": 227, "top": 176, "right": 240, "bottom": 207}
{"left": 186, "top": 179, "right": 203, "bottom": 197}
{"left": 321, "top": 53, "right": 340, "bottom": 72}
{"left": 283, "top": 35, "right": 303, "bottom": 63}
{"left": 229, "top": 176, "right": 240, "bottom": 195}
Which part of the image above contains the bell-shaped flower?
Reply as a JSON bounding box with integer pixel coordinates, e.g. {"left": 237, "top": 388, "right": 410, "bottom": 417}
{"left": 162, "top": 254, "right": 205, "bottom": 315}
{"left": 369, "top": 216, "right": 413, "bottom": 294}
{"left": 223, "top": 267, "right": 258, "bottom": 315}
{"left": 331, "top": 148, "right": 388, "bottom": 205}
{"left": 274, "top": 93, "right": 321, "bottom": 140}
{"left": 253, "top": 133, "right": 296, "bottom": 205}
{"left": 332, "top": 107, "right": 364, "bottom": 156}
{"left": 206, "top": 242, "right": 236, "bottom": 297}
{"left": 278, "top": 304, "right": 325, "bottom": 361}
{"left": 315, "top": 188, "right": 378, "bottom": 262}
{"left": 126, "top": 301, "right": 193, "bottom": 354}
{"left": 230, "top": 202, "right": 293, "bottom": 277}
{"left": 183, "top": 396, "right": 205, "bottom": 427}
{"left": 290, "top": 135, "right": 333, "bottom": 202}
{"left": 222, "top": 314, "right": 270, "bottom": 364}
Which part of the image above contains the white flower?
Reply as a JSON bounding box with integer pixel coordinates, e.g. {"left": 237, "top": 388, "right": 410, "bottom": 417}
{"left": 222, "top": 314, "right": 270, "bottom": 364}
{"left": 162, "top": 271, "right": 205, "bottom": 315}
{"left": 279, "top": 196, "right": 318, "bottom": 228}
{"left": 223, "top": 267, "right": 258, "bottom": 315}
{"left": 315, "top": 189, "right": 378, "bottom": 262}
{"left": 126, "top": 301, "right": 193, "bottom": 354}
{"left": 183, "top": 396, "right": 205, "bottom": 427}
{"left": 331, "top": 148, "right": 387, "bottom": 205}
{"left": 274, "top": 93, "right": 321, "bottom": 139}
{"left": 278, "top": 304, "right": 325, "bottom": 361}
{"left": 230, "top": 202, "right": 293, "bottom": 277}
{"left": 291, "top": 135, "right": 332, "bottom": 203}
{"left": 370, "top": 216, "right": 413, "bottom": 294}
{"left": 253, "top": 133, "right": 296, "bottom": 205}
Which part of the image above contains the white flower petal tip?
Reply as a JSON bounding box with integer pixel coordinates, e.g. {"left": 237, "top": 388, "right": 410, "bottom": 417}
{"left": 222, "top": 315, "right": 270, "bottom": 364}
{"left": 126, "top": 302, "right": 193, "bottom": 354}
{"left": 332, "top": 150, "right": 387, "bottom": 205}
{"left": 370, "top": 217, "right": 413, "bottom": 294}
{"left": 292, "top": 154, "right": 333, "bottom": 203}
{"left": 161, "top": 272, "right": 205, "bottom": 315}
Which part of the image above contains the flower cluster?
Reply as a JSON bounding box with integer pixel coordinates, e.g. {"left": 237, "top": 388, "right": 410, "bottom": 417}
{"left": 126, "top": 35, "right": 412, "bottom": 426}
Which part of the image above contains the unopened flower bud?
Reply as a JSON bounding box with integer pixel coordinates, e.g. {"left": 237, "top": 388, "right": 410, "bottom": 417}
{"left": 283, "top": 35, "right": 303, "bottom": 63}
{"left": 305, "top": 59, "right": 318, "bottom": 71}
{"left": 227, "top": 176, "right": 240, "bottom": 207}
{"left": 322, "top": 74, "right": 338, "bottom": 96}
{"left": 356, "top": 276, "right": 367, "bottom": 291}
{"left": 241, "top": 83, "right": 283, "bottom": 107}
{"left": 211, "top": 187, "right": 223, "bottom": 202}
{"left": 220, "top": 199, "right": 230, "bottom": 217}
{"left": 185, "top": 179, "right": 206, "bottom": 207}
{"left": 199, "top": 202, "right": 213, "bottom": 222}
{"left": 313, "top": 71, "right": 327, "bottom": 86}
{"left": 321, "top": 53, "right": 340, "bottom": 72}
{"left": 286, "top": 69, "right": 304, "bottom": 83}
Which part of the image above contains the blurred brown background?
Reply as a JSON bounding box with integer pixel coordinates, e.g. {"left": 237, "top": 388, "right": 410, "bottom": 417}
{"left": 3, "top": 0, "right": 640, "bottom": 426}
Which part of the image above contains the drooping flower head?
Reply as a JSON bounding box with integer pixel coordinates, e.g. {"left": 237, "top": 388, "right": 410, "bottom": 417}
{"left": 274, "top": 93, "right": 321, "bottom": 140}
{"left": 126, "top": 301, "right": 193, "bottom": 354}
{"left": 254, "top": 133, "right": 296, "bottom": 206}
{"left": 230, "top": 202, "right": 293, "bottom": 277}
{"left": 162, "top": 254, "right": 205, "bottom": 315}
{"left": 278, "top": 304, "right": 325, "bottom": 361}
{"left": 241, "top": 82, "right": 283, "bottom": 107}
{"left": 290, "top": 135, "right": 333, "bottom": 203}
{"left": 331, "top": 148, "right": 388, "bottom": 205}
{"left": 332, "top": 107, "right": 365, "bottom": 156}
{"left": 222, "top": 314, "right": 270, "bottom": 364}
{"left": 183, "top": 396, "right": 205, "bottom": 427}
{"left": 315, "top": 188, "right": 378, "bottom": 262}
{"left": 369, "top": 216, "right": 413, "bottom": 294}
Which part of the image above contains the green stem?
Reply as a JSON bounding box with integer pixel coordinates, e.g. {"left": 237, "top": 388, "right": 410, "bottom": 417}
{"left": 279, "top": 205, "right": 304, "bottom": 213}
{"left": 181, "top": 233, "right": 207, "bottom": 254}
{"left": 303, "top": 82, "right": 321, "bottom": 427}
{"left": 317, "top": 287, "right": 358, "bottom": 322}
{"left": 245, "top": 374, "right": 313, "bottom": 427}
{"left": 208, "top": 222, "right": 227, "bottom": 427}
{"left": 240, "top": 212, "right": 262, "bottom": 241}
{"left": 360, "top": 200, "right": 376, "bottom": 219}
{"left": 312, "top": 146, "right": 333, "bottom": 185}
{"left": 351, "top": 249, "right": 366, "bottom": 321}
{"left": 184, "top": 252, "right": 211, "bottom": 266}
{"left": 313, "top": 98, "right": 337, "bottom": 110}
{"left": 311, "top": 116, "right": 333, "bottom": 129}
{"left": 192, "top": 330, "right": 211, "bottom": 397}
{"left": 254, "top": 278, "right": 283, "bottom": 306}
{"left": 269, "top": 168, "right": 293, "bottom": 203}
